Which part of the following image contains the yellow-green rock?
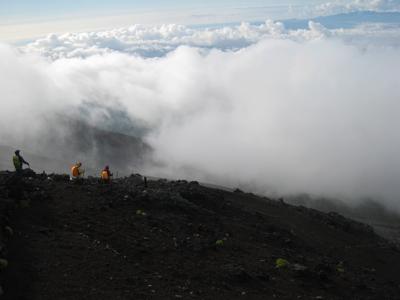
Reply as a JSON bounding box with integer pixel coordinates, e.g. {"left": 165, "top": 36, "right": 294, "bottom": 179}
{"left": 0, "top": 259, "right": 8, "bottom": 270}
{"left": 215, "top": 240, "right": 224, "bottom": 246}
{"left": 276, "top": 258, "right": 289, "bottom": 268}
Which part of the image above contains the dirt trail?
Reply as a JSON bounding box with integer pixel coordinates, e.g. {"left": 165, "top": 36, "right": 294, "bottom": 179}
{"left": 1, "top": 172, "right": 400, "bottom": 299}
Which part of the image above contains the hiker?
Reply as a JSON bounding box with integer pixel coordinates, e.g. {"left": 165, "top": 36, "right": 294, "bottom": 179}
{"left": 71, "top": 162, "right": 84, "bottom": 181}
{"left": 100, "top": 165, "right": 113, "bottom": 183}
{"left": 13, "top": 150, "right": 30, "bottom": 173}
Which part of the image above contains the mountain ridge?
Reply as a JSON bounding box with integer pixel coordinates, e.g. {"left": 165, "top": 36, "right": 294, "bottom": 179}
{"left": 0, "top": 171, "right": 399, "bottom": 299}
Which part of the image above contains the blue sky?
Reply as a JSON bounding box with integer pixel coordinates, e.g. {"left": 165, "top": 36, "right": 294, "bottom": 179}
{"left": 0, "top": 0, "right": 327, "bottom": 41}
{"left": 2, "top": 0, "right": 400, "bottom": 42}
{"left": 0, "top": 0, "right": 326, "bottom": 20}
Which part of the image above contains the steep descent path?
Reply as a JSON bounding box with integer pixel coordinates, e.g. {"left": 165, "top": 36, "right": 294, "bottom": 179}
{"left": 0, "top": 171, "right": 400, "bottom": 299}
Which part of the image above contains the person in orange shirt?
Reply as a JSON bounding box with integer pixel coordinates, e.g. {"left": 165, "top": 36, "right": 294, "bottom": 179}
{"left": 71, "top": 162, "right": 84, "bottom": 181}
{"left": 100, "top": 165, "right": 113, "bottom": 183}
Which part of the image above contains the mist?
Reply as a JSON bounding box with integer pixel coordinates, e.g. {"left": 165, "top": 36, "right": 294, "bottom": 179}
{"left": 1, "top": 25, "right": 400, "bottom": 210}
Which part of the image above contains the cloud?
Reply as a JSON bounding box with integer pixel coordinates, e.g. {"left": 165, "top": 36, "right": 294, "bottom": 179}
{"left": 20, "top": 21, "right": 336, "bottom": 60}
{"left": 314, "top": 0, "right": 400, "bottom": 16}
{"left": 1, "top": 21, "right": 400, "bottom": 211}
{"left": 20, "top": 20, "right": 400, "bottom": 61}
{"left": 21, "top": 22, "right": 287, "bottom": 59}
{"left": 145, "top": 40, "right": 400, "bottom": 208}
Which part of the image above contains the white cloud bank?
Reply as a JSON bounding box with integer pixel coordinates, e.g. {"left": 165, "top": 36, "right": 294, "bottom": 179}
{"left": 1, "top": 21, "right": 400, "bottom": 210}
{"left": 20, "top": 21, "right": 309, "bottom": 59}
{"left": 21, "top": 20, "right": 400, "bottom": 60}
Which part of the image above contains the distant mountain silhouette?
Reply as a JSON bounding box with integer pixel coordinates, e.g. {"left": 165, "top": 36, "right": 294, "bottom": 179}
{"left": 283, "top": 11, "right": 400, "bottom": 29}
{"left": 0, "top": 117, "right": 150, "bottom": 176}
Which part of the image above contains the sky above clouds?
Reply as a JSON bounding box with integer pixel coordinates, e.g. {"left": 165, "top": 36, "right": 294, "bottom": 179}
{"left": 0, "top": 0, "right": 327, "bottom": 42}
{"left": 0, "top": 0, "right": 325, "bottom": 22}
{"left": 1, "top": 0, "right": 400, "bottom": 41}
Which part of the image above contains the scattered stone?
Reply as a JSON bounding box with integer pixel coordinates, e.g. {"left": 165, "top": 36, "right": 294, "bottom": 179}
{"left": 136, "top": 209, "right": 146, "bottom": 216}
{"left": 276, "top": 258, "right": 289, "bottom": 269}
{"left": 336, "top": 262, "right": 345, "bottom": 273}
{"left": 0, "top": 258, "right": 8, "bottom": 270}
{"left": 215, "top": 240, "right": 224, "bottom": 246}
{"left": 0, "top": 171, "right": 399, "bottom": 299}
{"left": 292, "top": 264, "right": 308, "bottom": 272}
{"left": 4, "top": 226, "right": 13, "bottom": 237}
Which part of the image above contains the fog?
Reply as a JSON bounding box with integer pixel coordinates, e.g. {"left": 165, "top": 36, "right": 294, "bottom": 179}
{"left": 1, "top": 22, "right": 400, "bottom": 210}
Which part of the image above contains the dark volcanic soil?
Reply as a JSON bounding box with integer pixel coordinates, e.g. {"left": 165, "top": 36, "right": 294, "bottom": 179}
{"left": 0, "top": 171, "right": 399, "bottom": 299}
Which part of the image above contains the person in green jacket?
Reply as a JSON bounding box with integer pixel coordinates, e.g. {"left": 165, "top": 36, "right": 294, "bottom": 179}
{"left": 13, "top": 150, "right": 30, "bottom": 173}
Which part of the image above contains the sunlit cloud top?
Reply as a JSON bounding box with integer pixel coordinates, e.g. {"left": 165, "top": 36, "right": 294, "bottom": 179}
{"left": 0, "top": 0, "right": 323, "bottom": 42}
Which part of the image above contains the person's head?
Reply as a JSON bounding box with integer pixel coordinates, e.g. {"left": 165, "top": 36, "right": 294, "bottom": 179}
{"left": 76, "top": 162, "right": 82, "bottom": 167}
{"left": 15, "top": 150, "right": 20, "bottom": 155}
{"left": 105, "top": 165, "right": 109, "bottom": 170}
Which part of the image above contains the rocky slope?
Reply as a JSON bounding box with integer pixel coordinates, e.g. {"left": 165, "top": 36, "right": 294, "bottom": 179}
{"left": 0, "top": 170, "right": 399, "bottom": 299}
